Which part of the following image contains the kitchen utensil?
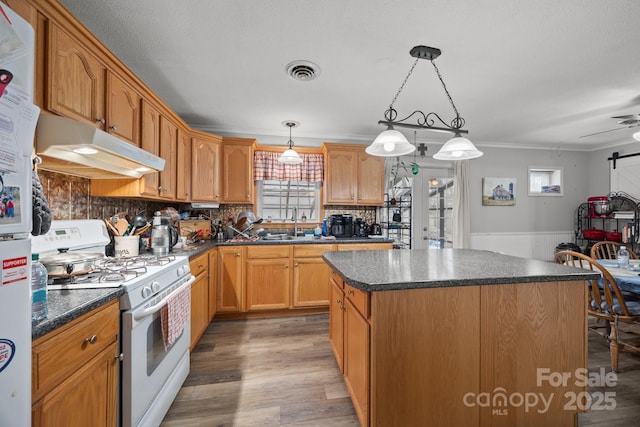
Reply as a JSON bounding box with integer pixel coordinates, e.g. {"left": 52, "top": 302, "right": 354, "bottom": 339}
{"left": 133, "top": 223, "right": 150, "bottom": 236}
{"left": 115, "top": 218, "right": 129, "bottom": 236}
{"left": 605, "top": 231, "right": 623, "bottom": 242}
{"left": 129, "top": 213, "right": 148, "bottom": 235}
{"left": 587, "top": 196, "right": 611, "bottom": 217}
{"left": 583, "top": 229, "right": 605, "bottom": 240}
{"left": 370, "top": 223, "right": 382, "bottom": 235}
{"left": 150, "top": 223, "right": 179, "bottom": 255}
{"left": 114, "top": 235, "right": 140, "bottom": 257}
{"left": 39, "top": 249, "right": 103, "bottom": 277}
{"left": 104, "top": 219, "right": 119, "bottom": 236}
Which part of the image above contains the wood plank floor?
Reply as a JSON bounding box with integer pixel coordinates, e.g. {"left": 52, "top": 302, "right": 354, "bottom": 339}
{"left": 161, "top": 314, "right": 640, "bottom": 427}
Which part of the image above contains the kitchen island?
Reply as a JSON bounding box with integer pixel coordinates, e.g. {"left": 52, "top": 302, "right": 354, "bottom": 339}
{"left": 323, "top": 248, "right": 600, "bottom": 427}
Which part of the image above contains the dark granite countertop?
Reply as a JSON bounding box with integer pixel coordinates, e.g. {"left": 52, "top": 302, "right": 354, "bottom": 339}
{"left": 323, "top": 248, "right": 601, "bottom": 292}
{"left": 171, "top": 236, "right": 393, "bottom": 258}
{"left": 32, "top": 287, "right": 123, "bottom": 340}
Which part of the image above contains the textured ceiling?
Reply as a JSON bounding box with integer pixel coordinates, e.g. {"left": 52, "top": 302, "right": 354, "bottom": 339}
{"left": 58, "top": 0, "right": 640, "bottom": 152}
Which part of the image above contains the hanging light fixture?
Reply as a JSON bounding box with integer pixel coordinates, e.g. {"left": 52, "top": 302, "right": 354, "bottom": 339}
{"left": 278, "top": 121, "right": 303, "bottom": 164}
{"left": 368, "top": 45, "right": 483, "bottom": 161}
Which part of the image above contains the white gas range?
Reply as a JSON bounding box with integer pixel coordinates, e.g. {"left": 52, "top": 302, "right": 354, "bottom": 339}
{"left": 32, "top": 219, "right": 195, "bottom": 427}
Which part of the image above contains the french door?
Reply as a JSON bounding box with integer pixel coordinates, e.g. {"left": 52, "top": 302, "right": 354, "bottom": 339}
{"left": 412, "top": 167, "right": 454, "bottom": 250}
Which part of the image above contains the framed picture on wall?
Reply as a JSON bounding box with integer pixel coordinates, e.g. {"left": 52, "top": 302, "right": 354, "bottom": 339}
{"left": 482, "top": 177, "right": 516, "bottom": 206}
{"left": 528, "top": 167, "right": 563, "bottom": 196}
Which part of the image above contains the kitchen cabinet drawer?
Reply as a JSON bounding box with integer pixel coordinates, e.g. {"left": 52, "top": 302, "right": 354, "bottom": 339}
{"left": 293, "top": 244, "right": 336, "bottom": 258}
{"left": 338, "top": 243, "right": 393, "bottom": 251}
{"left": 247, "top": 245, "right": 291, "bottom": 259}
{"left": 190, "top": 253, "right": 208, "bottom": 278}
{"left": 345, "top": 285, "right": 369, "bottom": 319}
{"left": 32, "top": 300, "right": 119, "bottom": 399}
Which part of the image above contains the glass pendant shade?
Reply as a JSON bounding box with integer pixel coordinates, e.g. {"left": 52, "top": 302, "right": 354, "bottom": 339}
{"left": 366, "top": 127, "right": 416, "bottom": 157}
{"left": 432, "top": 134, "right": 483, "bottom": 160}
{"left": 278, "top": 147, "right": 303, "bottom": 164}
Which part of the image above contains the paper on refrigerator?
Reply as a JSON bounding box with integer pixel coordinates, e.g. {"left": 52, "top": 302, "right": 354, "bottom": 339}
{"left": 0, "top": 5, "right": 39, "bottom": 174}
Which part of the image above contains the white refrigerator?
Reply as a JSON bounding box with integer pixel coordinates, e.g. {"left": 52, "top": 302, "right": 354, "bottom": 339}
{"left": 0, "top": 4, "right": 39, "bottom": 426}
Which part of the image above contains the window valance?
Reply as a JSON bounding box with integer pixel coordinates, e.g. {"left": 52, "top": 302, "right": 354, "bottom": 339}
{"left": 254, "top": 151, "right": 324, "bottom": 182}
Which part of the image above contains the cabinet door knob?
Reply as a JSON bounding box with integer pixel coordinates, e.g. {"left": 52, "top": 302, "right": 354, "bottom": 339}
{"left": 84, "top": 335, "right": 98, "bottom": 345}
{"left": 109, "top": 125, "right": 118, "bottom": 131}
{"left": 95, "top": 118, "right": 105, "bottom": 124}
{"left": 114, "top": 353, "right": 124, "bottom": 361}
{"left": 236, "top": 252, "right": 241, "bottom": 257}
{"left": 336, "top": 298, "right": 342, "bottom": 304}
{"left": 347, "top": 289, "right": 354, "bottom": 295}
{"left": 284, "top": 264, "right": 289, "bottom": 269}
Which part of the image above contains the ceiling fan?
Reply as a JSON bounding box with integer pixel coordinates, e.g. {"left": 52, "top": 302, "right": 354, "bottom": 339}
{"left": 579, "top": 114, "right": 640, "bottom": 138}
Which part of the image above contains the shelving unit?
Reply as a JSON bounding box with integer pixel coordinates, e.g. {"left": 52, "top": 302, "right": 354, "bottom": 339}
{"left": 379, "top": 189, "right": 412, "bottom": 249}
{"left": 575, "top": 191, "right": 640, "bottom": 253}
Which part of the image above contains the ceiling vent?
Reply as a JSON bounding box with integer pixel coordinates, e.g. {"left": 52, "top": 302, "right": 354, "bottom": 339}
{"left": 286, "top": 60, "right": 320, "bottom": 81}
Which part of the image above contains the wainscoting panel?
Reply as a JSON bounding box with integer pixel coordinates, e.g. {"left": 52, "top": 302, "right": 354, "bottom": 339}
{"left": 470, "top": 231, "right": 575, "bottom": 262}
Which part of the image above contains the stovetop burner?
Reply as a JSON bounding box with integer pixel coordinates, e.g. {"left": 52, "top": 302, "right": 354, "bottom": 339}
{"left": 46, "top": 254, "right": 180, "bottom": 290}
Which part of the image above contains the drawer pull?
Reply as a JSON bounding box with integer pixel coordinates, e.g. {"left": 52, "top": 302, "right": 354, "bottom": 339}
{"left": 336, "top": 298, "right": 342, "bottom": 304}
{"left": 84, "top": 335, "right": 98, "bottom": 345}
{"left": 347, "top": 289, "right": 354, "bottom": 295}
{"left": 115, "top": 353, "right": 124, "bottom": 361}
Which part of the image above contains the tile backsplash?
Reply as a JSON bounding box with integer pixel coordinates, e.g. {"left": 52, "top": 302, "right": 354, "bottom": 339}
{"left": 38, "top": 170, "right": 379, "bottom": 225}
{"left": 38, "top": 170, "right": 176, "bottom": 221}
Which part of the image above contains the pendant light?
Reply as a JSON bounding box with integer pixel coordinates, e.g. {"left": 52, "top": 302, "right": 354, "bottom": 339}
{"left": 369, "top": 45, "right": 482, "bottom": 161}
{"left": 278, "top": 121, "right": 303, "bottom": 165}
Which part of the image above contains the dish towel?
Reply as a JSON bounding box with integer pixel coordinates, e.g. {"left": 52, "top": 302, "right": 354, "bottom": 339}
{"left": 161, "top": 281, "right": 191, "bottom": 349}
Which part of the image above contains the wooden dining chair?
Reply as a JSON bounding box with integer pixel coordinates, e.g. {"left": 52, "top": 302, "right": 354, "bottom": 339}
{"left": 590, "top": 240, "right": 638, "bottom": 260}
{"left": 554, "top": 250, "right": 640, "bottom": 372}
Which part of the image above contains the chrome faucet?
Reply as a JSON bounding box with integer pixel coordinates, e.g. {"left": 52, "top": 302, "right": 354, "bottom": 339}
{"left": 292, "top": 207, "right": 298, "bottom": 237}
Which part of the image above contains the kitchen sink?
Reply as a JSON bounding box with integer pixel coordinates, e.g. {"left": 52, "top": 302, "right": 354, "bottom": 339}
{"left": 283, "top": 235, "right": 313, "bottom": 241}
{"left": 261, "top": 234, "right": 313, "bottom": 241}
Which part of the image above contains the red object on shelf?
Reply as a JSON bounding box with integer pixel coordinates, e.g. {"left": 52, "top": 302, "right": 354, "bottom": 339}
{"left": 605, "top": 231, "right": 623, "bottom": 242}
{"left": 583, "top": 229, "right": 605, "bottom": 240}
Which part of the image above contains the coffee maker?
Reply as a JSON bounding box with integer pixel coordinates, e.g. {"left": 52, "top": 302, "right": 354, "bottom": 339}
{"left": 354, "top": 218, "right": 368, "bottom": 237}
{"left": 329, "top": 214, "right": 353, "bottom": 238}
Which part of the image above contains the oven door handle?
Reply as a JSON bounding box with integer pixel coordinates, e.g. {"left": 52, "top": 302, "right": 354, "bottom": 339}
{"left": 133, "top": 275, "right": 195, "bottom": 321}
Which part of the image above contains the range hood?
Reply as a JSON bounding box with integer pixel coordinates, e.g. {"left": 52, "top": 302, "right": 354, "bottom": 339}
{"left": 36, "top": 114, "right": 165, "bottom": 179}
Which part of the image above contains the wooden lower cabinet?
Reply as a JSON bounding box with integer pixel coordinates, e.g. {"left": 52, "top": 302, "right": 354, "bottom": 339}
{"left": 217, "top": 246, "right": 244, "bottom": 312}
{"left": 208, "top": 250, "right": 218, "bottom": 321}
{"left": 246, "top": 245, "right": 291, "bottom": 311}
{"left": 32, "top": 300, "right": 120, "bottom": 427}
{"left": 32, "top": 340, "right": 118, "bottom": 427}
{"left": 344, "top": 297, "right": 370, "bottom": 427}
{"left": 215, "top": 243, "right": 390, "bottom": 317}
{"left": 292, "top": 244, "right": 337, "bottom": 308}
{"left": 329, "top": 275, "right": 345, "bottom": 371}
{"left": 246, "top": 258, "right": 291, "bottom": 310}
{"left": 329, "top": 276, "right": 587, "bottom": 426}
{"left": 189, "top": 252, "right": 209, "bottom": 349}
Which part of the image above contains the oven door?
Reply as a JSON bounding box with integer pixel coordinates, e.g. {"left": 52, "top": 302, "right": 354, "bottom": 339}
{"left": 121, "top": 275, "right": 195, "bottom": 427}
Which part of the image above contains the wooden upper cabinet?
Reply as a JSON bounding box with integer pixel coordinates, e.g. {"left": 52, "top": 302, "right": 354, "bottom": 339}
{"left": 323, "top": 144, "right": 385, "bottom": 206}
{"left": 47, "top": 23, "right": 141, "bottom": 146}
{"left": 222, "top": 137, "right": 255, "bottom": 204}
{"left": 357, "top": 151, "right": 385, "bottom": 205}
{"left": 325, "top": 148, "right": 357, "bottom": 204}
{"left": 159, "top": 115, "right": 177, "bottom": 199}
{"left": 176, "top": 128, "right": 192, "bottom": 201}
{"left": 139, "top": 100, "right": 161, "bottom": 197}
{"left": 191, "top": 132, "right": 222, "bottom": 202}
{"left": 47, "top": 23, "right": 105, "bottom": 128}
{"left": 106, "top": 71, "right": 141, "bottom": 146}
